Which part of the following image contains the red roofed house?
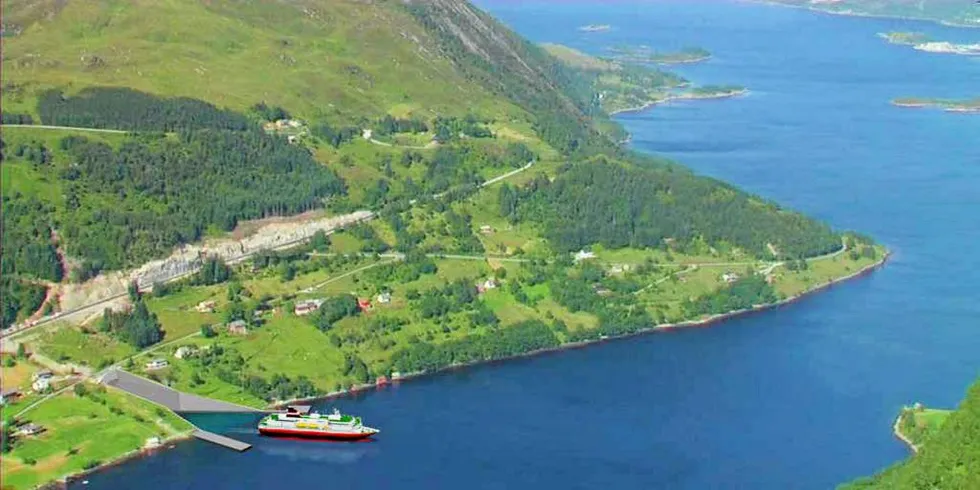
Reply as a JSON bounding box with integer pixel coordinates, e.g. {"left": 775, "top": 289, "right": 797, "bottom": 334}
{"left": 357, "top": 299, "right": 372, "bottom": 312}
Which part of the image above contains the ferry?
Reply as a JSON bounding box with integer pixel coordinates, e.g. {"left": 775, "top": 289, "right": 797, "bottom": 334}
{"left": 258, "top": 406, "right": 379, "bottom": 440}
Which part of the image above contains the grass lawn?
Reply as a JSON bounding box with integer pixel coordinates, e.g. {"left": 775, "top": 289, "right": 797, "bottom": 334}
{"left": 772, "top": 245, "right": 886, "bottom": 298}
{"left": 34, "top": 327, "right": 135, "bottom": 369}
{"left": 901, "top": 406, "right": 953, "bottom": 447}
{"left": 1, "top": 386, "right": 193, "bottom": 490}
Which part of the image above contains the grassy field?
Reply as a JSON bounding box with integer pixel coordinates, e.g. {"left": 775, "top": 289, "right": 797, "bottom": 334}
{"left": 1, "top": 385, "right": 193, "bottom": 490}
{"left": 899, "top": 406, "right": 953, "bottom": 448}
{"left": 34, "top": 326, "right": 136, "bottom": 369}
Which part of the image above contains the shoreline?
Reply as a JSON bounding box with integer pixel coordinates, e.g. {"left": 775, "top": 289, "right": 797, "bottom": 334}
{"left": 892, "top": 411, "right": 920, "bottom": 454}
{"left": 609, "top": 88, "right": 749, "bottom": 116}
{"left": 62, "top": 252, "right": 889, "bottom": 486}
{"left": 747, "top": 0, "right": 980, "bottom": 29}
{"left": 274, "top": 250, "right": 890, "bottom": 408}
{"left": 892, "top": 100, "right": 980, "bottom": 113}
{"left": 54, "top": 432, "right": 194, "bottom": 488}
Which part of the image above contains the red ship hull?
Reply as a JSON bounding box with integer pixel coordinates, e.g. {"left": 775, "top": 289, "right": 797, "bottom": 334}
{"left": 258, "top": 427, "right": 377, "bottom": 441}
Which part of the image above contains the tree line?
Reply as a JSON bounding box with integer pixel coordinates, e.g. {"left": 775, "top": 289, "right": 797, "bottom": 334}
{"left": 52, "top": 130, "right": 344, "bottom": 273}
{"left": 38, "top": 88, "right": 252, "bottom": 131}
{"left": 509, "top": 160, "right": 842, "bottom": 260}
{"left": 390, "top": 320, "right": 559, "bottom": 373}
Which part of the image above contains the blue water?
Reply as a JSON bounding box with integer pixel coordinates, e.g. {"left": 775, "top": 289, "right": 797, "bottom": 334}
{"left": 75, "top": 1, "right": 980, "bottom": 488}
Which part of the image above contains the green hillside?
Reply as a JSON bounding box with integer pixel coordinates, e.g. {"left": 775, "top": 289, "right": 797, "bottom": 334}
{"left": 841, "top": 379, "right": 980, "bottom": 489}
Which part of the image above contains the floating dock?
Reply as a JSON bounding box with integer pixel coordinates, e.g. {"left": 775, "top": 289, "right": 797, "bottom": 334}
{"left": 192, "top": 430, "right": 252, "bottom": 451}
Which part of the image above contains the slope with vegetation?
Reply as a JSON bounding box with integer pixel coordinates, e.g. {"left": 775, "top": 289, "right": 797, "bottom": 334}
{"left": 1, "top": 0, "right": 887, "bottom": 487}
{"left": 841, "top": 380, "right": 980, "bottom": 489}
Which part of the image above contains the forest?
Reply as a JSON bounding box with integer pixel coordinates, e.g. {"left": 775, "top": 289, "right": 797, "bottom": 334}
{"left": 510, "top": 160, "right": 842, "bottom": 259}
{"left": 390, "top": 319, "right": 559, "bottom": 373}
{"left": 51, "top": 130, "right": 342, "bottom": 273}
{"left": 37, "top": 88, "right": 251, "bottom": 131}
{"left": 683, "top": 274, "right": 779, "bottom": 316}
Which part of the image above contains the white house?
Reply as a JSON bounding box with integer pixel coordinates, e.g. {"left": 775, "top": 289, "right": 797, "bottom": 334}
{"left": 145, "top": 359, "right": 169, "bottom": 370}
{"left": 32, "top": 377, "right": 51, "bottom": 392}
{"left": 195, "top": 300, "right": 216, "bottom": 313}
{"left": 376, "top": 291, "right": 392, "bottom": 304}
{"left": 574, "top": 250, "right": 596, "bottom": 262}
{"left": 174, "top": 346, "right": 197, "bottom": 359}
{"left": 722, "top": 272, "right": 740, "bottom": 284}
{"left": 17, "top": 423, "right": 44, "bottom": 436}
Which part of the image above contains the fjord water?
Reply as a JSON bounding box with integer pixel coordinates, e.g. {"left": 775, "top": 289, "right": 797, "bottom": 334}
{"left": 77, "top": 1, "right": 980, "bottom": 488}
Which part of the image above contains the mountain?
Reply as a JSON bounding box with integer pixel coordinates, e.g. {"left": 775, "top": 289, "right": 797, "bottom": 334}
{"left": 770, "top": 0, "right": 980, "bottom": 26}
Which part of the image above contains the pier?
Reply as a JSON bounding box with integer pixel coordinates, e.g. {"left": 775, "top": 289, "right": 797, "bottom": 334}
{"left": 99, "top": 368, "right": 261, "bottom": 451}
{"left": 192, "top": 430, "right": 252, "bottom": 451}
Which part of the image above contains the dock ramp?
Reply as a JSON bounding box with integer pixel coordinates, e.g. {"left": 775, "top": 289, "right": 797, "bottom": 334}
{"left": 193, "top": 430, "right": 252, "bottom": 451}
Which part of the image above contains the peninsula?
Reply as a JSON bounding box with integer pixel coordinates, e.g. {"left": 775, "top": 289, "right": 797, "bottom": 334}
{"left": 765, "top": 0, "right": 980, "bottom": 28}
{"left": 607, "top": 45, "right": 712, "bottom": 64}
{"left": 542, "top": 43, "right": 743, "bottom": 115}
{"left": 892, "top": 97, "right": 980, "bottom": 113}
{"left": 877, "top": 31, "right": 931, "bottom": 46}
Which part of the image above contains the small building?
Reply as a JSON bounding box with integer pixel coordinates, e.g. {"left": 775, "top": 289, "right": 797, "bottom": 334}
{"left": 574, "top": 250, "right": 596, "bottom": 262}
{"left": 174, "top": 346, "right": 197, "bottom": 360}
{"left": 33, "top": 370, "right": 53, "bottom": 382}
{"left": 479, "top": 225, "right": 494, "bottom": 235}
{"left": 391, "top": 371, "right": 404, "bottom": 381}
{"left": 227, "top": 320, "right": 249, "bottom": 335}
{"left": 17, "top": 423, "right": 45, "bottom": 437}
{"left": 32, "top": 377, "right": 51, "bottom": 392}
{"left": 722, "top": 272, "right": 740, "bottom": 284}
{"left": 287, "top": 135, "right": 298, "bottom": 144}
{"left": 195, "top": 301, "right": 216, "bottom": 313}
{"left": 376, "top": 291, "right": 392, "bottom": 304}
{"left": 375, "top": 375, "right": 390, "bottom": 386}
{"left": 145, "top": 436, "right": 163, "bottom": 449}
{"left": 294, "top": 299, "right": 324, "bottom": 316}
{"left": 357, "top": 299, "right": 372, "bottom": 312}
{"left": 482, "top": 278, "right": 498, "bottom": 290}
{"left": 145, "top": 359, "right": 169, "bottom": 371}
{"left": 0, "top": 388, "right": 22, "bottom": 405}
{"left": 592, "top": 284, "right": 612, "bottom": 296}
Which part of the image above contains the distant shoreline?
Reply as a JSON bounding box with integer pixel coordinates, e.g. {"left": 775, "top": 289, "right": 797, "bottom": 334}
{"left": 892, "top": 98, "right": 980, "bottom": 114}
{"left": 747, "top": 0, "right": 980, "bottom": 29}
{"left": 609, "top": 88, "right": 749, "bottom": 116}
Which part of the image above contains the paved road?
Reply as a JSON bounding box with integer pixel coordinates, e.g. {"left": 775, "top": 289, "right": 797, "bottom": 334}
{"left": 1, "top": 124, "right": 129, "bottom": 134}
{"left": 100, "top": 368, "right": 262, "bottom": 413}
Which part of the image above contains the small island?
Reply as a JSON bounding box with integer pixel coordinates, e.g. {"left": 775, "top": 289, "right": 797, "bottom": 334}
{"left": 877, "top": 31, "right": 931, "bottom": 46}
{"left": 892, "top": 97, "right": 980, "bottom": 114}
{"left": 877, "top": 32, "right": 980, "bottom": 56}
{"left": 608, "top": 45, "right": 712, "bottom": 64}
{"left": 578, "top": 24, "right": 611, "bottom": 32}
